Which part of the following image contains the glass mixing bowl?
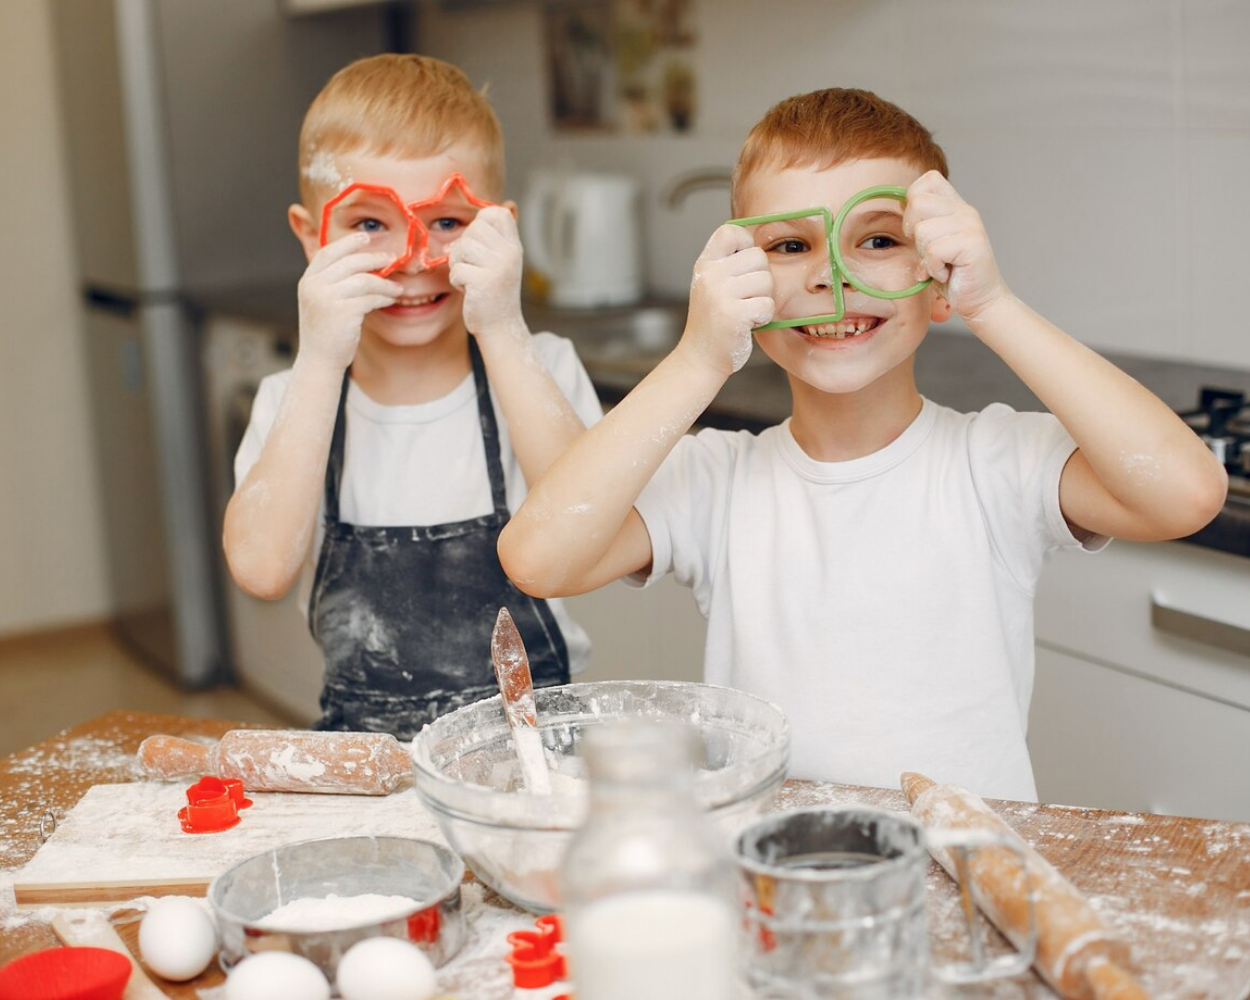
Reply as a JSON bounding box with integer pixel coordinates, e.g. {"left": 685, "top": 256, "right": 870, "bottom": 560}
{"left": 409, "top": 680, "right": 790, "bottom": 913}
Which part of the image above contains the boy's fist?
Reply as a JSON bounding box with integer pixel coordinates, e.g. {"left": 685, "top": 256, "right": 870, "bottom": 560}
{"left": 683, "top": 225, "right": 775, "bottom": 375}
{"left": 904, "top": 171, "right": 1010, "bottom": 322}
{"left": 296, "top": 232, "right": 401, "bottom": 370}
{"left": 449, "top": 205, "right": 525, "bottom": 336}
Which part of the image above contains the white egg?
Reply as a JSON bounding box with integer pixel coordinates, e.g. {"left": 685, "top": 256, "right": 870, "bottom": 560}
{"left": 137, "top": 896, "right": 218, "bottom": 981}
{"left": 224, "top": 952, "right": 330, "bottom": 1000}
{"left": 336, "top": 936, "right": 437, "bottom": 1000}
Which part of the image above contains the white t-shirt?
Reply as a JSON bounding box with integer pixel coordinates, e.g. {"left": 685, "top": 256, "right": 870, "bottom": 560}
{"left": 234, "top": 332, "right": 603, "bottom": 674}
{"left": 634, "top": 399, "right": 1103, "bottom": 801}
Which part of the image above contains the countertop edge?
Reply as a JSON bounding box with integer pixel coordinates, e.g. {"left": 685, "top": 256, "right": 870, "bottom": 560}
{"left": 194, "top": 288, "right": 1250, "bottom": 559}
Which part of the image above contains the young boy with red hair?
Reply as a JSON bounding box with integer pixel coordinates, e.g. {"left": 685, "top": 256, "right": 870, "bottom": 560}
{"left": 500, "top": 88, "right": 1226, "bottom": 800}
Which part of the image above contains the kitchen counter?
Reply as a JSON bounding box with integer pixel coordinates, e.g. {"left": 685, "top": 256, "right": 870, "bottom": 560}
{"left": 193, "top": 284, "right": 1250, "bottom": 558}
{"left": 3, "top": 712, "right": 1250, "bottom": 997}
{"left": 525, "top": 302, "right": 1250, "bottom": 560}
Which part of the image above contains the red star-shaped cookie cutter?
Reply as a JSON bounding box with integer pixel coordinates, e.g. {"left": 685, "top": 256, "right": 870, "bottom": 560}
{"left": 318, "top": 172, "right": 495, "bottom": 277}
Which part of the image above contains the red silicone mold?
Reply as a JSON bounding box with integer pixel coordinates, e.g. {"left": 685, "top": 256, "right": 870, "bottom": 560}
{"left": 0, "top": 946, "right": 131, "bottom": 1000}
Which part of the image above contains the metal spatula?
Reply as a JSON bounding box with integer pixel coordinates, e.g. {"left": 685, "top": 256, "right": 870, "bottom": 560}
{"left": 491, "top": 607, "right": 552, "bottom": 794}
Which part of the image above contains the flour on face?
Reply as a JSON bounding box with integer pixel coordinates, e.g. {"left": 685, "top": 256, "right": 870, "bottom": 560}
{"left": 303, "top": 148, "right": 347, "bottom": 192}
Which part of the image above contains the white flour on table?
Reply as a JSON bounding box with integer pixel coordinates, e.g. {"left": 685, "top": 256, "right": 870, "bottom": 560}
{"left": 2, "top": 778, "right": 557, "bottom": 999}
{"left": 12, "top": 782, "right": 445, "bottom": 891}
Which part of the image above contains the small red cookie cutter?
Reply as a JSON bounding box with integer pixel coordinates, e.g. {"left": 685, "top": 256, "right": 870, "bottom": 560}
{"left": 177, "top": 776, "right": 252, "bottom": 834}
{"left": 504, "top": 913, "right": 569, "bottom": 993}
{"left": 407, "top": 904, "right": 440, "bottom": 945}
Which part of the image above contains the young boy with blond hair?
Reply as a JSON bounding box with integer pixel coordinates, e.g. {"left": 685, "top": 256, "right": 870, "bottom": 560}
{"left": 499, "top": 88, "right": 1227, "bottom": 801}
{"left": 224, "top": 54, "right": 601, "bottom": 738}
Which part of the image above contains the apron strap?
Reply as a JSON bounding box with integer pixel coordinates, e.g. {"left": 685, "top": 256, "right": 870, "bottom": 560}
{"left": 469, "top": 337, "right": 510, "bottom": 517}
{"left": 323, "top": 339, "right": 509, "bottom": 524}
{"left": 323, "top": 368, "right": 351, "bottom": 524}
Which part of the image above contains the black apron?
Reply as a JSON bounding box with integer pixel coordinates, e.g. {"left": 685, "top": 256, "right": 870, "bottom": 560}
{"left": 308, "top": 340, "right": 569, "bottom": 739}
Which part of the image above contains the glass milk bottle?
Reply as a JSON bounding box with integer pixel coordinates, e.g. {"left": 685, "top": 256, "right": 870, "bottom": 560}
{"left": 559, "top": 719, "right": 743, "bottom": 1000}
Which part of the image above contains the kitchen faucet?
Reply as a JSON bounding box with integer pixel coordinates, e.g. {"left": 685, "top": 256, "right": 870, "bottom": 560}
{"left": 663, "top": 168, "right": 734, "bottom": 208}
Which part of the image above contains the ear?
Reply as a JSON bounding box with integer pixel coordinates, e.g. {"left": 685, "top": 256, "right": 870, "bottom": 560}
{"left": 288, "top": 203, "right": 321, "bottom": 264}
{"left": 500, "top": 198, "right": 518, "bottom": 221}
{"left": 930, "top": 290, "right": 954, "bottom": 323}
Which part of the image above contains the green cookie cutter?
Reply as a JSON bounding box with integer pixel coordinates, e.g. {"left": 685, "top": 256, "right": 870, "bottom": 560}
{"left": 728, "top": 184, "right": 932, "bottom": 328}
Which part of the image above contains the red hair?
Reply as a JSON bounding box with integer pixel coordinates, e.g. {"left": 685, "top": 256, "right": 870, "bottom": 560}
{"left": 732, "top": 89, "right": 948, "bottom": 213}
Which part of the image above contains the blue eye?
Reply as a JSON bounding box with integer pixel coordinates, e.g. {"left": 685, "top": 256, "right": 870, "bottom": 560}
{"left": 430, "top": 217, "right": 464, "bottom": 235}
{"left": 357, "top": 217, "right": 386, "bottom": 234}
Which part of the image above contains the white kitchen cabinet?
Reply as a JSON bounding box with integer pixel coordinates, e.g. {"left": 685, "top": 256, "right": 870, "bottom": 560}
{"left": 202, "top": 315, "right": 323, "bottom": 724}
{"left": 1031, "top": 645, "right": 1250, "bottom": 820}
{"left": 1029, "top": 540, "right": 1250, "bottom": 822}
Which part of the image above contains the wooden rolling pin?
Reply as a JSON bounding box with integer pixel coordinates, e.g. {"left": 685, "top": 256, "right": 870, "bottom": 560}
{"left": 901, "top": 772, "right": 1148, "bottom": 1000}
{"left": 138, "top": 729, "right": 413, "bottom": 795}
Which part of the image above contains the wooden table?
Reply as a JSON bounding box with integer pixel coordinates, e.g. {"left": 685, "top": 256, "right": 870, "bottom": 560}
{"left": 3, "top": 711, "right": 1250, "bottom": 998}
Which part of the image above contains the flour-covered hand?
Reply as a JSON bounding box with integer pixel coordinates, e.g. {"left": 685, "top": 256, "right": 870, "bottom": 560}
{"left": 681, "top": 224, "right": 775, "bottom": 375}
{"left": 904, "top": 171, "right": 1010, "bottom": 324}
{"left": 449, "top": 206, "right": 526, "bottom": 337}
{"left": 296, "top": 232, "right": 401, "bottom": 370}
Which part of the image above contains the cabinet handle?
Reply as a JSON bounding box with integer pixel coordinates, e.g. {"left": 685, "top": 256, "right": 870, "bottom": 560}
{"left": 1150, "top": 595, "right": 1250, "bottom": 658}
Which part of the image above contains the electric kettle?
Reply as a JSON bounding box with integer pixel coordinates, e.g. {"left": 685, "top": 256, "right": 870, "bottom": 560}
{"left": 521, "top": 170, "right": 643, "bottom": 309}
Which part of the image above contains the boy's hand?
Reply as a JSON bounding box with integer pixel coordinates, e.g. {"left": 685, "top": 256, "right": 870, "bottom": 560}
{"left": 681, "top": 225, "right": 774, "bottom": 375}
{"left": 297, "top": 232, "right": 401, "bottom": 370}
{"left": 449, "top": 206, "right": 525, "bottom": 336}
{"left": 904, "top": 171, "right": 1011, "bottom": 323}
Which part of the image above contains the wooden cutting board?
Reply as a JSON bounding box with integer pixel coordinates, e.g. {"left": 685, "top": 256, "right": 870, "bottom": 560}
{"left": 14, "top": 782, "right": 446, "bottom": 906}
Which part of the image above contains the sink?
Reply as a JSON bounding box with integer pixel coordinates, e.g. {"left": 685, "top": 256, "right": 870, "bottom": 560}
{"left": 525, "top": 299, "right": 787, "bottom": 432}
{"left": 573, "top": 305, "right": 688, "bottom": 374}
{"left": 530, "top": 301, "right": 765, "bottom": 376}
{"left": 529, "top": 302, "right": 685, "bottom": 376}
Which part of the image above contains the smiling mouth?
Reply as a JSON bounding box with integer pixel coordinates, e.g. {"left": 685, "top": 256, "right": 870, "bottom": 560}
{"left": 799, "top": 317, "right": 880, "bottom": 340}
{"left": 391, "top": 293, "right": 447, "bottom": 308}
{"left": 385, "top": 292, "right": 455, "bottom": 308}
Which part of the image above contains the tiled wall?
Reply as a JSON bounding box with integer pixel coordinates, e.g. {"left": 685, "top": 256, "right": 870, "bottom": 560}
{"left": 421, "top": 0, "right": 1250, "bottom": 371}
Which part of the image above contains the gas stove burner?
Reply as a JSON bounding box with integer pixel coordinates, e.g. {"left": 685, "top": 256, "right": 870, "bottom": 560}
{"left": 1179, "top": 387, "right": 1250, "bottom": 501}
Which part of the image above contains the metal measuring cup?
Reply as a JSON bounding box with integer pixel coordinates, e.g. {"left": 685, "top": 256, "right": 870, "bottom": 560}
{"left": 735, "top": 806, "right": 1037, "bottom": 999}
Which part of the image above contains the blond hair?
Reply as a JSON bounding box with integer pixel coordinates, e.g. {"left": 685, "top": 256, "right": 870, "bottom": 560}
{"left": 297, "top": 53, "right": 504, "bottom": 206}
{"left": 732, "top": 89, "right": 948, "bottom": 214}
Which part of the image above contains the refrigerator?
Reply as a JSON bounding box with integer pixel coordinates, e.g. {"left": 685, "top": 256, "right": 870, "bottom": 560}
{"left": 50, "top": 0, "right": 404, "bottom": 687}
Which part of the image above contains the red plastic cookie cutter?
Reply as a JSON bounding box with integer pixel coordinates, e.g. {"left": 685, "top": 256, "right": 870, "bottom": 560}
{"left": 177, "top": 776, "right": 252, "bottom": 834}
{"left": 317, "top": 171, "right": 496, "bottom": 276}
{"left": 504, "top": 913, "right": 569, "bottom": 993}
